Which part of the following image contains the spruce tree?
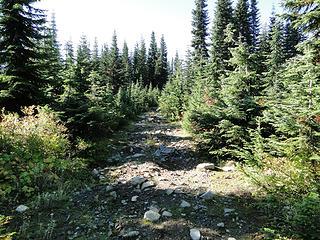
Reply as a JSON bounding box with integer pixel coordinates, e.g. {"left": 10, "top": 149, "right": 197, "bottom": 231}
{"left": 147, "top": 31, "right": 158, "bottom": 87}
{"left": 155, "top": 35, "right": 168, "bottom": 89}
{"left": 284, "top": 20, "right": 302, "bottom": 59}
{"left": 122, "top": 41, "right": 132, "bottom": 85}
{"left": 108, "top": 31, "right": 123, "bottom": 93}
{"left": 209, "top": 0, "right": 233, "bottom": 78}
{"left": 138, "top": 38, "right": 147, "bottom": 85}
{"left": 235, "top": 0, "right": 252, "bottom": 45}
{"left": 0, "top": 0, "right": 46, "bottom": 111}
{"left": 191, "top": 0, "right": 209, "bottom": 63}
{"left": 91, "top": 37, "right": 100, "bottom": 71}
{"left": 249, "top": 0, "right": 260, "bottom": 48}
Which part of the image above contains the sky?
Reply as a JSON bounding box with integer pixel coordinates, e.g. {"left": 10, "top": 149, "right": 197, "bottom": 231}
{"left": 34, "top": 0, "right": 282, "bottom": 59}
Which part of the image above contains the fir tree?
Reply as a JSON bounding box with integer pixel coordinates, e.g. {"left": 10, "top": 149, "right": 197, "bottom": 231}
{"left": 284, "top": 20, "right": 302, "bottom": 59}
{"left": 108, "top": 31, "right": 123, "bottom": 93}
{"left": 0, "top": 0, "right": 46, "bottom": 111}
{"left": 210, "top": 0, "right": 233, "bottom": 77}
{"left": 91, "top": 37, "right": 100, "bottom": 71}
{"left": 235, "top": 0, "right": 252, "bottom": 45}
{"left": 147, "top": 31, "right": 158, "bottom": 87}
{"left": 191, "top": 0, "right": 209, "bottom": 62}
{"left": 249, "top": 0, "right": 260, "bottom": 48}
{"left": 155, "top": 35, "right": 168, "bottom": 89}
{"left": 138, "top": 38, "right": 147, "bottom": 85}
{"left": 122, "top": 41, "right": 132, "bottom": 85}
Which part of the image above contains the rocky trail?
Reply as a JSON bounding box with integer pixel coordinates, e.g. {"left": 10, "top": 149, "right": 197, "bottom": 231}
{"left": 19, "top": 110, "right": 267, "bottom": 239}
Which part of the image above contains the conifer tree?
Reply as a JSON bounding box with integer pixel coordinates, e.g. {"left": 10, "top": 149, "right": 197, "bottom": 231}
{"left": 0, "top": 0, "right": 46, "bottom": 111}
{"left": 147, "top": 31, "right": 158, "bottom": 87}
{"left": 235, "top": 0, "right": 252, "bottom": 45}
{"left": 249, "top": 0, "right": 260, "bottom": 48}
{"left": 138, "top": 38, "right": 148, "bottom": 85}
{"left": 61, "top": 40, "right": 76, "bottom": 98}
{"left": 91, "top": 37, "right": 100, "bottom": 71}
{"left": 191, "top": 0, "right": 209, "bottom": 62}
{"left": 108, "top": 31, "right": 123, "bottom": 93}
{"left": 283, "top": 20, "right": 302, "bottom": 59}
{"left": 256, "top": 26, "right": 270, "bottom": 74}
{"left": 122, "top": 41, "right": 132, "bottom": 85}
{"left": 155, "top": 35, "right": 168, "bottom": 89}
{"left": 210, "top": 0, "right": 233, "bottom": 77}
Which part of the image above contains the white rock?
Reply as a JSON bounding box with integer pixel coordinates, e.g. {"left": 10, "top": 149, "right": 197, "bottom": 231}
{"left": 144, "top": 210, "right": 161, "bottom": 222}
{"left": 92, "top": 168, "right": 99, "bottom": 175}
{"left": 228, "top": 238, "right": 236, "bottom": 240}
{"left": 131, "top": 196, "right": 138, "bottom": 202}
{"left": 141, "top": 181, "right": 155, "bottom": 190}
{"left": 224, "top": 208, "right": 235, "bottom": 213}
{"left": 130, "top": 176, "right": 146, "bottom": 186}
{"left": 180, "top": 200, "right": 191, "bottom": 208}
{"left": 166, "top": 189, "right": 174, "bottom": 195}
{"left": 217, "top": 222, "right": 225, "bottom": 228}
{"left": 121, "top": 200, "right": 127, "bottom": 205}
{"left": 190, "top": 228, "right": 201, "bottom": 240}
{"left": 122, "top": 231, "right": 140, "bottom": 238}
{"left": 16, "top": 205, "right": 29, "bottom": 213}
{"left": 162, "top": 211, "right": 173, "bottom": 217}
{"left": 196, "top": 163, "right": 215, "bottom": 171}
{"left": 222, "top": 166, "right": 235, "bottom": 172}
{"left": 200, "top": 190, "right": 215, "bottom": 200}
{"left": 149, "top": 205, "right": 160, "bottom": 213}
{"left": 109, "top": 191, "right": 117, "bottom": 199}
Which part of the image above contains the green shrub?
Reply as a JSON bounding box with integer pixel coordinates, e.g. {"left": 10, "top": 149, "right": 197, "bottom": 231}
{"left": 0, "top": 215, "right": 15, "bottom": 240}
{"left": 288, "top": 192, "right": 320, "bottom": 239}
{"left": 0, "top": 106, "right": 70, "bottom": 200}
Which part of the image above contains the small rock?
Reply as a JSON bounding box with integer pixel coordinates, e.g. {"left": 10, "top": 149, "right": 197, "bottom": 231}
{"left": 131, "top": 196, "right": 138, "bottom": 202}
{"left": 180, "top": 200, "right": 191, "bottom": 208}
{"left": 224, "top": 208, "right": 235, "bottom": 213}
{"left": 162, "top": 211, "right": 173, "bottom": 217}
{"left": 228, "top": 238, "right": 236, "bottom": 240}
{"left": 121, "top": 200, "right": 127, "bottom": 205}
{"left": 130, "top": 176, "right": 146, "bottom": 186}
{"left": 217, "top": 222, "right": 225, "bottom": 228}
{"left": 144, "top": 210, "right": 161, "bottom": 222}
{"left": 92, "top": 169, "right": 99, "bottom": 175}
{"left": 122, "top": 231, "right": 140, "bottom": 238}
{"left": 200, "top": 190, "right": 215, "bottom": 200}
{"left": 16, "top": 205, "right": 29, "bottom": 213}
{"left": 109, "top": 191, "right": 117, "bottom": 199}
{"left": 141, "top": 181, "right": 155, "bottom": 190}
{"left": 190, "top": 228, "right": 201, "bottom": 240}
{"left": 196, "top": 163, "right": 215, "bottom": 171}
{"left": 149, "top": 205, "right": 160, "bottom": 213}
{"left": 166, "top": 189, "right": 174, "bottom": 195}
{"left": 222, "top": 166, "right": 235, "bottom": 172}
{"left": 133, "top": 153, "right": 145, "bottom": 158}
{"left": 106, "top": 185, "right": 114, "bottom": 192}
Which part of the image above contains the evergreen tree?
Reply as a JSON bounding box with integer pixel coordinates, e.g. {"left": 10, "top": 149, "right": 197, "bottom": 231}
{"left": 40, "top": 13, "right": 63, "bottom": 99}
{"left": 138, "top": 38, "right": 147, "bottom": 85}
{"left": 61, "top": 40, "right": 76, "bottom": 98}
{"left": 122, "top": 41, "right": 132, "bottom": 85}
{"left": 191, "top": 0, "right": 209, "bottom": 62}
{"left": 74, "top": 35, "right": 91, "bottom": 93}
{"left": 108, "top": 31, "right": 123, "bottom": 93}
{"left": 0, "top": 0, "right": 46, "bottom": 111}
{"left": 147, "top": 31, "right": 158, "bottom": 87}
{"left": 235, "top": 0, "right": 252, "bottom": 45}
{"left": 91, "top": 37, "right": 100, "bottom": 71}
{"left": 209, "top": 0, "right": 233, "bottom": 77}
{"left": 132, "top": 43, "right": 140, "bottom": 82}
{"left": 155, "top": 35, "right": 168, "bottom": 89}
{"left": 249, "top": 0, "right": 260, "bottom": 48}
{"left": 256, "top": 25, "right": 270, "bottom": 74}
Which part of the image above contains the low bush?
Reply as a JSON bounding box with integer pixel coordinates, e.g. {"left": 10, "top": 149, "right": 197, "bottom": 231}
{"left": 0, "top": 106, "right": 71, "bottom": 200}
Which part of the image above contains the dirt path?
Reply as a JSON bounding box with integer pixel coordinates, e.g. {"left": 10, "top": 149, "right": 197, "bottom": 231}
{"left": 28, "top": 110, "right": 266, "bottom": 239}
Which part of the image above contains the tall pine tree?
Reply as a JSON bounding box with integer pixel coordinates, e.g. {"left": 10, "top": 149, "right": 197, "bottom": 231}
{"left": 0, "top": 0, "right": 46, "bottom": 111}
{"left": 147, "top": 31, "right": 158, "bottom": 87}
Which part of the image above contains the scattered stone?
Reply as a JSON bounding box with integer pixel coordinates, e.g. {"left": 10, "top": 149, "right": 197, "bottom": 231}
{"left": 166, "top": 189, "right": 174, "bottom": 195}
{"left": 174, "top": 189, "right": 183, "bottom": 194}
{"left": 228, "top": 238, "right": 236, "bottom": 240}
{"left": 106, "top": 185, "right": 114, "bottom": 192}
{"left": 121, "top": 200, "right": 127, "bottom": 205}
{"left": 162, "top": 147, "right": 175, "bottom": 155}
{"left": 217, "top": 222, "right": 225, "bottom": 228}
{"left": 131, "top": 196, "right": 138, "bottom": 202}
{"left": 224, "top": 208, "right": 235, "bottom": 213}
{"left": 109, "top": 191, "right": 117, "bottom": 199}
{"left": 190, "top": 228, "right": 201, "bottom": 240}
{"left": 196, "top": 163, "right": 215, "bottom": 171}
{"left": 141, "top": 181, "right": 155, "bottom": 190}
{"left": 130, "top": 176, "right": 146, "bottom": 186}
{"left": 180, "top": 200, "right": 191, "bottom": 208}
{"left": 122, "top": 231, "right": 140, "bottom": 238}
{"left": 16, "top": 205, "right": 29, "bottom": 213}
{"left": 200, "top": 190, "right": 215, "bottom": 200}
{"left": 162, "top": 211, "right": 173, "bottom": 217}
{"left": 144, "top": 210, "right": 161, "bottom": 222}
{"left": 92, "top": 169, "right": 99, "bottom": 175}
{"left": 149, "top": 205, "right": 160, "bottom": 213}
{"left": 133, "top": 153, "right": 145, "bottom": 158}
{"left": 222, "top": 166, "right": 235, "bottom": 172}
